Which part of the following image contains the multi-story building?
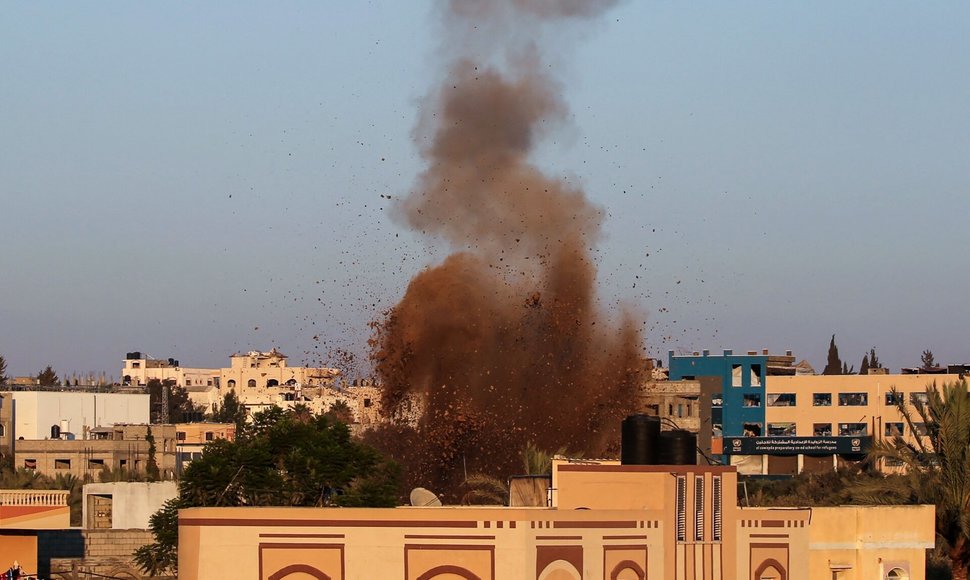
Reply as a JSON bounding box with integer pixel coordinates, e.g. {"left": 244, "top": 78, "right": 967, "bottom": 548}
{"left": 120, "top": 351, "right": 219, "bottom": 388}
{"left": 220, "top": 348, "right": 339, "bottom": 392}
{"left": 174, "top": 422, "right": 235, "bottom": 472}
{"left": 669, "top": 349, "right": 964, "bottom": 474}
{"left": 14, "top": 424, "right": 177, "bottom": 480}
{"left": 0, "top": 391, "right": 150, "bottom": 441}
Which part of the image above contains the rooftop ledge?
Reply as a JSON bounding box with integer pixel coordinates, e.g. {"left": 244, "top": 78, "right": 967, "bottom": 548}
{"left": 0, "top": 490, "right": 69, "bottom": 506}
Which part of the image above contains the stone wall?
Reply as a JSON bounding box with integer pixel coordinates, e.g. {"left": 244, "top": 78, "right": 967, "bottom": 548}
{"left": 40, "top": 529, "right": 158, "bottom": 579}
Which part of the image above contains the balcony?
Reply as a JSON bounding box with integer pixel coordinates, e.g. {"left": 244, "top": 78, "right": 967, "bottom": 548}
{"left": 0, "top": 489, "right": 69, "bottom": 506}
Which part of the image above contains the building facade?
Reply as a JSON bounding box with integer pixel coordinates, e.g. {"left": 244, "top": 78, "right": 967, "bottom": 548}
{"left": 178, "top": 460, "right": 934, "bottom": 579}
{"left": 14, "top": 424, "right": 177, "bottom": 480}
{"left": 0, "top": 390, "right": 150, "bottom": 441}
{"left": 669, "top": 349, "right": 964, "bottom": 474}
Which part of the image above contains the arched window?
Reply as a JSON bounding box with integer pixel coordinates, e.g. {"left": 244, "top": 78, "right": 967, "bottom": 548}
{"left": 122, "top": 375, "right": 131, "bottom": 385}
{"left": 247, "top": 379, "right": 257, "bottom": 388}
{"left": 227, "top": 380, "right": 236, "bottom": 390}
{"left": 285, "top": 378, "right": 297, "bottom": 386}
{"left": 886, "top": 569, "right": 909, "bottom": 580}
{"left": 267, "top": 379, "right": 279, "bottom": 388}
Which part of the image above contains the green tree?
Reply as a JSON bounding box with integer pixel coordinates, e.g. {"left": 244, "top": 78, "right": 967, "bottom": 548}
{"left": 325, "top": 400, "right": 354, "bottom": 424}
{"left": 868, "top": 347, "right": 882, "bottom": 370}
{"left": 823, "top": 335, "right": 843, "bottom": 375}
{"left": 209, "top": 390, "right": 248, "bottom": 432}
{"left": 855, "top": 380, "right": 970, "bottom": 580}
{"left": 923, "top": 349, "right": 938, "bottom": 370}
{"left": 36, "top": 365, "right": 59, "bottom": 386}
{"left": 145, "top": 427, "right": 160, "bottom": 482}
{"left": 135, "top": 407, "right": 400, "bottom": 575}
{"left": 859, "top": 353, "right": 870, "bottom": 376}
{"left": 147, "top": 379, "right": 203, "bottom": 423}
{"left": 0, "top": 354, "right": 8, "bottom": 384}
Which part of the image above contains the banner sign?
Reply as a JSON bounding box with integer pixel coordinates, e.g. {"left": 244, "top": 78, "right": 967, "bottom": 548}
{"left": 722, "top": 436, "right": 872, "bottom": 456}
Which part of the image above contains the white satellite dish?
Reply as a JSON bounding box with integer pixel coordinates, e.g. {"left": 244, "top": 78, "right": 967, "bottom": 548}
{"left": 409, "top": 487, "right": 442, "bottom": 507}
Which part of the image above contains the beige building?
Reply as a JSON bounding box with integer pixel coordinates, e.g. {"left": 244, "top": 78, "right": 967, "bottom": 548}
{"left": 638, "top": 379, "right": 702, "bottom": 433}
{"left": 121, "top": 351, "right": 220, "bottom": 388}
{"left": 179, "top": 459, "right": 934, "bottom": 580}
{"left": 744, "top": 372, "right": 964, "bottom": 474}
{"left": 14, "top": 424, "right": 177, "bottom": 480}
{"left": 175, "top": 422, "right": 236, "bottom": 472}
{"left": 0, "top": 489, "right": 70, "bottom": 575}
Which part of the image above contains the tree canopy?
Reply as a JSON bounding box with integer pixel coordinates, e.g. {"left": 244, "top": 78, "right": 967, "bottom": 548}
{"left": 0, "top": 354, "right": 7, "bottom": 384}
{"left": 134, "top": 406, "right": 401, "bottom": 575}
{"left": 36, "top": 365, "right": 59, "bottom": 386}
{"left": 208, "top": 390, "right": 247, "bottom": 431}
{"left": 147, "top": 379, "right": 204, "bottom": 423}
{"left": 922, "top": 349, "right": 938, "bottom": 370}
{"left": 823, "top": 335, "right": 843, "bottom": 375}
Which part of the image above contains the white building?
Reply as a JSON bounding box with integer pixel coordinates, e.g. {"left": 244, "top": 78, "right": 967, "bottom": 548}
{"left": 1, "top": 391, "right": 150, "bottom": 440}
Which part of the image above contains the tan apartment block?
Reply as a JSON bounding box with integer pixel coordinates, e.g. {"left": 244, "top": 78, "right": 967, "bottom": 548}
{"left": 14, "top": 424, "right": 177, "bottom": 480}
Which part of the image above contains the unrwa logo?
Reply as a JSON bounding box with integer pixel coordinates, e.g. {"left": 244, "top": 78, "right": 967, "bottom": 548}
{"left": 851, "top": 438, "right": 861, "bottom": 447}
{"left": 732, "top": 439, "right": 742, "bottom": 449}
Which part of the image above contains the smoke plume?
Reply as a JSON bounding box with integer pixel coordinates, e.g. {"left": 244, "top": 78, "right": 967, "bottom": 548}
{"left": 370, "top": 0, "right": 642, "bottom": 496}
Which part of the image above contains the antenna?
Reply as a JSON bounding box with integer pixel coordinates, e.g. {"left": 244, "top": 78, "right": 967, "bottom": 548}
{"left": 409, "top": 487, "right": 442, "bottom": 507}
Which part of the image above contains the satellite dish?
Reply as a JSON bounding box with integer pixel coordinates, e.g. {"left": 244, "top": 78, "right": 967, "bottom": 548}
{"left": 410, "top": 487, "right": 442, "bottom": 507}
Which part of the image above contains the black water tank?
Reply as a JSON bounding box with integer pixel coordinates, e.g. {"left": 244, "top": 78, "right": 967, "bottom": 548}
{"left": 658, "top": 430, "right": 697, "bottom": 465}
{"left": 51, "top": 424, "right": 61, "bottom": 440}
{"left": 621, "top": 414, "right": 660, "bottom": 465}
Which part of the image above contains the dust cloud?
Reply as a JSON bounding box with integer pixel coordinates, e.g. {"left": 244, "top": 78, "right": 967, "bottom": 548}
{"left": 369, "top": 0, "right": 642, "bottom": 497}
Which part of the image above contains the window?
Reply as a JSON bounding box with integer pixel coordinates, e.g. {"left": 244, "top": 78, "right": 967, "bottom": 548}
{"left": 732, "top": 365, "right": 742, "bottom": 387}
{"left": 185, "top": 379, "right": 192, "bottom": 386}
{"left": 24, "top": 459, "right": 36, "bottom": 470}
{"left": 54, "top": 459, "right": 71, "bottom": 470}
{"left": 885, "top": 392, "right": 903, "bottom": 405}
{"left": 839, "top": 423, "right": 868, "bottom": 436}
{"left": 886, "top": 567, "right": 909, "bottom": 580}
{"left": 766, "top": 393, "right": 796, "bottom": 407}
{"left": 132, "top": 362, "right": 141, "bottom": 368}
{"left": 176, "top": 431, "right": 186, "bottom": 441}
{"left": 712, "top": 475, "right": 722, "bottom": 541}
{"left": 743, "top": 394, "right": 761, "bottom": 407}
{"left": 913, "top": 423, "right": 929, "bottom": 436}
{"left": 712, "top": 423, "right": 723, "bottom": 437}
{"left": 267, "top": 379, "right": 279, "bottom": 388}
{"left": 677, "top": 404, "right": 685, "bottom": 417}
{"left": 205, "top": 432, "right": 214, "bottom": 441}
{"left": 88, "top": 459, "right": 105, "bottom": 469}
{"left": 750, "top": 364, "right": 762, "bottom": 387}
{"left": 813, "top": 423, "right": 832, "bottom": 436}
{"left": 767, "top": 422, "right": 796, "bottom": 437}
{"left": 694, "top": 476, "right": 705, "bottom": 541}
{"left": 743, "top": 422, "right": 762, "bottom": 437}
{"left": 838, "top": 392, "right": 868, "bottom": 406}
{"left": 119, "top": 459, "right": 127, "bottom": 468}
{"left": 675, "top": 476, "right": 687, "bottom": 541}
{"left": 0, "top": 424, "right": 4, "bottom": 437}
{"left": 247, "top": 379, "right": 257, "bottom": 388}
{"left": 885, "top": 423, "right": 904, "bottom": 437}
{"left": 813, "top": 393, "right": 832, "bottom": 406}
{"left": 910, "top": 392, "right": 929, "bottom": 406}
{"left": 207, "top": 380, "right": 213, "bottom": 386}
{"left": 227, "top": 379, "right": 236, "bottom": 389}
{"left": 711, "top": 393, "right": 723, "bottom": 407}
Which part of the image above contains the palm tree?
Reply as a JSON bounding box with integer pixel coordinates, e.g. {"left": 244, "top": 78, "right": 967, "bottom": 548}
{"left": 855, "top": 380, "right": 970, "bottom": 580}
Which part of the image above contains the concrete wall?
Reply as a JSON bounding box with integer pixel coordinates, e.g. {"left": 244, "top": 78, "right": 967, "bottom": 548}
{"left": 82, "top": 481, "right": 178, "bottom": 530}
{"left": 2, "top": 391, "right": 149, "bottom": 440}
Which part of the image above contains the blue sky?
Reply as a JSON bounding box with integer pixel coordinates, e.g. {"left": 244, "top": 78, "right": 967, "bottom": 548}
{"left": 2, "top": 2, "right": 968, "bottom": 379}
